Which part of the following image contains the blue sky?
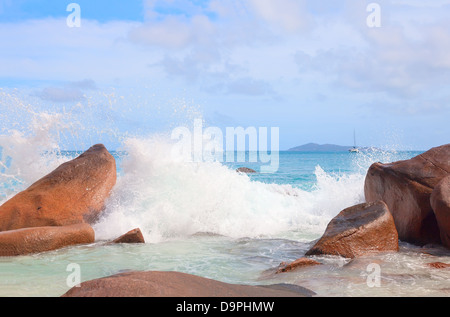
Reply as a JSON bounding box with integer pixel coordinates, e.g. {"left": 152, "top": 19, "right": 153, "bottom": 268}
{"left": 0, "top": 1, "right": 145, "bottom": 22}
{"left": 0, "top": 0, "right": 449, "bottom": 151}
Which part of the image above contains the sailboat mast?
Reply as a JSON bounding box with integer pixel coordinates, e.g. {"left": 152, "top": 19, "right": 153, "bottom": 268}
{"left": 349, "top": 129, "right": 359, "bottom": 153}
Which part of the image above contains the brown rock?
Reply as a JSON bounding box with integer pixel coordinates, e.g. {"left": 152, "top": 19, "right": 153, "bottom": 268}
{"left": 305, "top": 201, "right": 399, "bottom": 259}
{"left": 364, "top": 144, "right": 450, "bottom": 246}
{"left": 0, "top": 223, "right": 95, "bottom": 256}
{"left": 427, "top": 262, "right": 450, "bottom": 269}
{"left": 62, "top": 271, "right": 315, "bottom": 297}
{"left": 276, "top": 257, "right": 322, "bottom": 274}
{"left": 0, "top": 144, "right": 116, "bottom": 231}
{"left": 431, "top": 176, "right": 450, "bottom": 248}
{"left": 113, "top": 228, "right": 145, "bottom": 244}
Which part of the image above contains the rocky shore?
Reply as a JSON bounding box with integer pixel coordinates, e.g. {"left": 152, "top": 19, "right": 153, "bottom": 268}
{"left": 0, "top": 143, "right": 448, "bottom": 297}
{"left": 279, "top": 144, "right": 450, "bottom": 273}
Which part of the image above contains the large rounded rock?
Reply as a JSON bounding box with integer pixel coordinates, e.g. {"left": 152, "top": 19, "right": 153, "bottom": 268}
{"left": 0, "top": 144, "right": 116, "bottom": 231}
{"left": 0, "top": 223, "right": 95, "bottom": 256}
{"left": 62, "top": 271, "right": 315, "bottom": 297}
{"left": 305, "top": 201, "right": 399, "bottom": 259}
{"left": 364, "top": 144, "right": 450, "bottom": 246}
{"left": 431, "top": 176, "right": 450, "bottom": 248}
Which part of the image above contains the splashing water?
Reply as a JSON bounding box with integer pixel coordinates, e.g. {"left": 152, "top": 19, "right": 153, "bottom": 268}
{"left": 0, "top": 112, "right": 72, "bottom": 200}
{"left": 92, "top": 135, "right": 372, "bottom": 243}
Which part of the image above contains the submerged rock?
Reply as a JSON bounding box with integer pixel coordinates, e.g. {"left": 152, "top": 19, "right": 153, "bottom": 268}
{"left": 0, "top": 223, "right": 95, "bottom": 256}
{"left": 427, "top": 262, "right": 450, "bottom": 269}
{"left": 0, "top": 144, "right": 117, "bottom": 231}
{"left": 305, "top": 201, "right": 399, "bottom": 259}
{"left": 431, "top": 176, "right": 450, "bottom": 248}
{"left": 113, "top": 228, "right": 145, "bottom": 244}
{"left": 236, "top": 167, "right": 257, "bottom": 174}
{"left": 364, "top": 144, "right": 450, "bottom": 246}
{"left": 62, "top": 271, "right": 315, "bottom": 297}
{"left": 276, "top": 257, "right": 322, "bottom": 274}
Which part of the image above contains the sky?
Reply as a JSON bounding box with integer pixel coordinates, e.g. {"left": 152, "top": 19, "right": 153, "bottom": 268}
{"left": 0, "top": 0, "right": 449, "bottom": 151}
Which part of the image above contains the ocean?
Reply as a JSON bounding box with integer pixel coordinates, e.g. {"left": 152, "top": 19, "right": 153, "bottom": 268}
{"left": 1, "top": 136, "right": 449, "bottom": 297}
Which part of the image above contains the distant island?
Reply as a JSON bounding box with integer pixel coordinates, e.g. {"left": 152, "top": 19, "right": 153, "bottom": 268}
{"left": 288, "top": 143, "right": 357, "bottom": 152}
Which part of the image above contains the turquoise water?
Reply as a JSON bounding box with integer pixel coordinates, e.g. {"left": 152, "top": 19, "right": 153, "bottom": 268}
{"left": 230, "top": 150, "right": 421, "bottom": 189}
{"left": 1, "top": 148, "right": 449, "bottom": 297}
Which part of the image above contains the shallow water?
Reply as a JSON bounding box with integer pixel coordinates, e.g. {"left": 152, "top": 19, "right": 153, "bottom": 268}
{"left": 0, "top": 233, "right": 449, "bottom": 297}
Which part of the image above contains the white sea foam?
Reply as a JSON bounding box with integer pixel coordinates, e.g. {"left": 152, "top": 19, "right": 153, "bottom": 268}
{"left": 93, "top": 135, "right": 367, "bottom": 243}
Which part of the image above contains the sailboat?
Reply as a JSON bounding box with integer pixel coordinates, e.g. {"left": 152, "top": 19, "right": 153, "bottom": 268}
{"left": 349, "top": 130, "right": 360, "bottom": 153}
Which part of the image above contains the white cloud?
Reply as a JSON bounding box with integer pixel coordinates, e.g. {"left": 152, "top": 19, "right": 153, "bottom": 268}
{"left": 206, "top": 77, "right": 276, "bottom": 97}
{"left": 129, "top": 14, "right": 215, "bottom": 49}
{"left": 389, "top": 0, "right": 450, "bottom": 8}
{"left": 245, "top": 0, "right": 310, "bottom": 32}
{"left": 32, "top": 79, "right": 98, "bottom": 103}
{"left": 34, "top": 87, "right": 86, "bottom": 103}
{"left": 0, "top": 18, "right": 156, "bottom": 82}
{"left": 68, "top": 79, "right": 98, "bottom": 90}
{"left": 1, "top": 0, "right": 449, "bottom": 115}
